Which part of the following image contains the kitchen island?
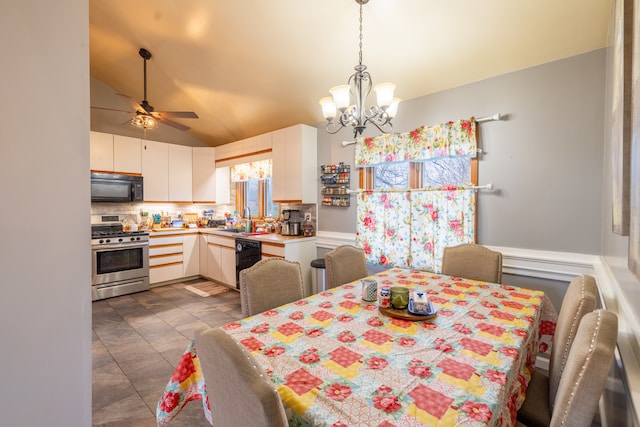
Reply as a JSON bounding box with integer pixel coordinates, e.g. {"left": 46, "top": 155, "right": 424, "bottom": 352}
{"left": 148, "top": 228, "right": 317, "bottom": 296}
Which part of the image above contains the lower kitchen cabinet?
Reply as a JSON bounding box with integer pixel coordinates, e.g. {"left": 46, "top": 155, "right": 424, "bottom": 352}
{"left": 199, "top": 234, "right": 208, "bottom": 276}
{"left": 182, "top": 234, "right": 199, "bottom": 278}
{"left": 149, "top": 234, "right": 184, "bottom": 284}
{"left": 149, "top": 232, "right": 200, "bottom": 285}
{"left": 220, "top": 246, "right": 236, "bottom": 286}
{"left": 206, "top": 235, "right": 236, "bottom": 287}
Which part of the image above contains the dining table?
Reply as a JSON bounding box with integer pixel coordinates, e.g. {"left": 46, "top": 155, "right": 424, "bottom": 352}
{"left": 157, "top": 267, "right": 557, "bottom": 426}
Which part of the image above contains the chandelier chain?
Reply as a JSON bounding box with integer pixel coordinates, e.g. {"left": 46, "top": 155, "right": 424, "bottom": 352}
{"left": 358, "top": 2, "right": 363, "bottom": 66}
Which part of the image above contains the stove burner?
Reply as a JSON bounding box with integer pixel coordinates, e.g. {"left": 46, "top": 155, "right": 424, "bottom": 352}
{"left": 91, "top": 229, "right": 149, "bottom": 238}
{"left": 91, "top": 223, "right": 149, "bottom": 241}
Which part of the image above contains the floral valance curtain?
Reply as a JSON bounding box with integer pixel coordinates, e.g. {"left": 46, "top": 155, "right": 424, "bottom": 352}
{"left": 230, "top": 159, "right": 272, "bottom": 182}
{"left": 355, "top": 118, "right": 477, "bottom": 167}
{"left": 356, "top": 187, "right": 475, "bottom": 272}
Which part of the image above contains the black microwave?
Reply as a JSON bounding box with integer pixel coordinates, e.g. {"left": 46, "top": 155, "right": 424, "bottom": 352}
{"left": 91, "top": 172, "right": 144, "bottom": 202}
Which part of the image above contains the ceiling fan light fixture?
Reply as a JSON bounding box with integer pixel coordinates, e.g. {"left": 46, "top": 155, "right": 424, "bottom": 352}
{"left": 131, "top": 114, "right": 157, "bottom": 129}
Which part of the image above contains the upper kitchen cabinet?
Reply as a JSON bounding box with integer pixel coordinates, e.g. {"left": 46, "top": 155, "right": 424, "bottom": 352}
{"left": 141, "top": 140, "right": 169, "bottom": 201}
{"left": 215, "top": 166, "right": 231, "bottom": 204}
{"left": 168, "top": 144, "right": 193, "bottom": 202}
{"left": 271, "top": 124, "right": 317, "bottom": 203}
{"left": 90, "top": 131, "right": 142, "bottom": 174}
{"left": 192, "top": 147, "right": 216, "bottom": 203}
{"left": 255, "top": 133, "right": 272, "bottom": 152}
{"left": 113, "top": 135, "right": 141, "bottom": 174}
{"left": 215, "top": 140, "right": 243, "bottom": 160}
{"left": 90, "top": 131, "right": 114, "bottom": 172}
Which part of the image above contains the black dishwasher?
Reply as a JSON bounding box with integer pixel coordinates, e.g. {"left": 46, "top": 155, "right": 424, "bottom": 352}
{"left": 235, "top": 238, "right": 262, "bottom": 289}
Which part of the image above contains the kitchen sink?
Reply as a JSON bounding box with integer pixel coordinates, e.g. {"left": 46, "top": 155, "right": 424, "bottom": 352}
{"left": 216, "top": 228, "right": 242, "bottom": 233}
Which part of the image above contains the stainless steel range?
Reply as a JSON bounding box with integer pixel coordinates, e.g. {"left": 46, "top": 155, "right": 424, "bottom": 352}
{"left": 91, "top": 214, "right": 149, "bottom": 301}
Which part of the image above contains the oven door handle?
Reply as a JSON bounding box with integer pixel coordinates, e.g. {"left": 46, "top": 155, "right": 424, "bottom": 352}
{"left": 92, "top": 242, "right": 149, "bottom": 251}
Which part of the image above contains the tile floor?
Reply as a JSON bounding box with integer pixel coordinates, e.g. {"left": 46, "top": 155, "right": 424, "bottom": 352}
{"left": 92, "top": 279, "right": 243, "bottom": 426}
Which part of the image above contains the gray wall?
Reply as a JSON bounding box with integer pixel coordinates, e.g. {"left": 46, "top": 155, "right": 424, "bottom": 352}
{"left": 317, "top": 50, "right": 606, "bottom": 255}
{"left": 1, "top": 0, "right": 92, "bottom": 425}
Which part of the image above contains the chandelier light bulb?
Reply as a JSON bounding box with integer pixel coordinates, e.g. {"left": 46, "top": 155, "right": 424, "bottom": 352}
{"left": 374, "top": 82, "right": 396, "bottom": 108}
{"left": 386, "top": 97, "right": 401, "bottom": 119}
{"left": 330, "top": 85, "right": 351, "bottom": 110}
{"left": 319, "top": 97, "right": 337, "bottom": 120}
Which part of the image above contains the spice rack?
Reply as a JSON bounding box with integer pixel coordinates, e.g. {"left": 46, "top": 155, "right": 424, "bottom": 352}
{"left": 320, "top": 163, "right": 350, "bottom": 207}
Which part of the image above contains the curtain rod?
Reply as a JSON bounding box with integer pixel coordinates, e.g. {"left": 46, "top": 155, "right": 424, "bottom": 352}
{"left": 341, "top": 113, "right": 504, "bottom": 147}
{"left": 345, "top": 183, "right": 493, "bottom": 195}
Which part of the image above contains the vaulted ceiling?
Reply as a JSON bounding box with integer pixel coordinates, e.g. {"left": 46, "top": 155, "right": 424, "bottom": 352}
{"left": 89, "top": 0, "right": 612, "bottom": 147}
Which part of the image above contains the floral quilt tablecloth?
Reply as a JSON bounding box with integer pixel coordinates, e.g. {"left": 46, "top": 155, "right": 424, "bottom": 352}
{"left": 157, "top": 268, "right": 556, "bottom": 426}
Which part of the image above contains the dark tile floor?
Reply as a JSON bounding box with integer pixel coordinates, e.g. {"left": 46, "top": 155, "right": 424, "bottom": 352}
{"left": 92, "top": 279, "right": 243, "bottom": 426}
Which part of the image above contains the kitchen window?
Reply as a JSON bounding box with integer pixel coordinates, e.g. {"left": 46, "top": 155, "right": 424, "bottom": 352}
{"left": 236, "top": 178, "right": 278, "bottom": 218}
{"left": 231, "top": 159, "right": 277, "bottom": 218}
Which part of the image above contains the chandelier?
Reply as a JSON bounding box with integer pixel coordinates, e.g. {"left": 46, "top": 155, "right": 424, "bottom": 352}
{"left": 319, "top": 0, "right": 400, "bottom": 137}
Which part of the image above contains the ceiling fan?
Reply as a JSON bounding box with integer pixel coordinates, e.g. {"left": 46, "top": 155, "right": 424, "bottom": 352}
{"left": 92, "top": 48, "right": 198, "bottom": 131}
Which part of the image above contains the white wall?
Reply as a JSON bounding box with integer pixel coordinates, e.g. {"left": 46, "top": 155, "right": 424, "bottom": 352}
{"left": 0, "top": 1, "right": 92, "bottom": 425}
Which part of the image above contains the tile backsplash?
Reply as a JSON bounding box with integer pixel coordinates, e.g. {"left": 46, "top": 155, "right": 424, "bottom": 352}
{"left": 91, "top": 201, "right": 317, "bottom": 228}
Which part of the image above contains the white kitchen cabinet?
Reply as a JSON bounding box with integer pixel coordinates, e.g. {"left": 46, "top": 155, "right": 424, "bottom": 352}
{"left": 206, "top": 235, "right": 235, "bottom": 286}
{"left": 256, "top": 132, "right": 272, "bottom": 151}
{"left": 199, "top": 234, "right": 208, "bottom": 277}
{"left": 113, "top": 135, "right": 142, "bottom": 174}
{"left": 241, "top": 136, "right": 256, "bottom": 154}
{"left": 215, "top": 166, "right": 231, "bottom": 204}
{"left": 220, "top": 246, "right": 236, "bottom": 287}
{"left": 90, "top": 131, "right": 114, "bottom": 171}
{"left": 168, "top": 144, "right": 193, "bottom": 202}
{"left": 183, "top": 234, "right": 199, "bottom": 278}
{"left": 142, "top": 140, "right": 169, "bottom": 201}
{"left": 90, "top": 132, "right": 143, "bottom": 174}
{"left": 192, "top": 147, "right": 216, "bottom": 202}
{"left": 216, "top": 140, "right": 243, "bottom": 160}
{"left": 271, "top": 124, "right": 317, "bottom": 203}
{"left": 206, "top": 241, "right": 222, "bottom": 282}
{"left": 149, "top": 234, "right": 183, "bottom": 284}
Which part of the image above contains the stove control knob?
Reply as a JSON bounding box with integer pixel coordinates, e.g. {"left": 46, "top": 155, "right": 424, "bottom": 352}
{"left": 105, "top": 239, "right": 111, "bottom": 243}
{"left": 118, "top": 238, "right": 123, "bottom": 242}
{"left": 136, "top": 237, "right": 141, "bottom": 241}
{"left": 99, "top": 239, "right": 104, "bottom": 244}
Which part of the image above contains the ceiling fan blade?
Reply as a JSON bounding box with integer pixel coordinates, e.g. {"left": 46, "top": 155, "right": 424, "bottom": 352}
{"left": 116, "top": 93, "right": 145, "bottom": 112}
{"left": 153, "top": 111, "right": 199, "bottom": 119}
{"left": 91, "top": 106, "right": 134, "bottom": 114}
{"left": 156, "top": 116, "right": 191, "bottom": 131}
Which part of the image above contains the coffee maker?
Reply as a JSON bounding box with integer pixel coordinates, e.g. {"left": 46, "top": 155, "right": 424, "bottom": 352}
{"left": 280, "top": 209, "right": 302, "bottom": 236}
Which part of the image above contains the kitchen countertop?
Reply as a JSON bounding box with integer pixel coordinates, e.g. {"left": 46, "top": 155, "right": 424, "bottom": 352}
{"left": 147, "top": 227, "right": 316, "bottom": 244}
